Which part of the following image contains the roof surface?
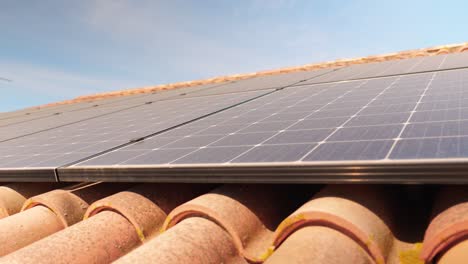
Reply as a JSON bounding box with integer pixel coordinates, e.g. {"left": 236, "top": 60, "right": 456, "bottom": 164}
{"left": 2, "top": 43, "right": 468, "bottom": 263}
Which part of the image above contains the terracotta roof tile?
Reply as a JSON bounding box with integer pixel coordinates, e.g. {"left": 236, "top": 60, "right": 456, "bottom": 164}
{"left": 162, "top": 185, "right": 310, "bottom": 262}
{"left": 273, "top": 185, "right": 394, "bottom": 264}
{"left": 0, "top": 183, "right": 468, "bottom": 262}
{"left": 84, "top": 184, "right": 212, "bottom": 242}
{"left": 421, "top": 186, "right": 468, "bottom": 262}
{"left": 21, "top": 183, "right": 131, "bottom": 228}
{"left": 436, "top": 239, "right": 468, "bottom": 264}
{"left": 265, "top": 226, "right": 373, "bottom": 264}
{"left": 0, "top": 184, "right": 213, "bottom": 263}
{"left": 1, "top": 211, "right": 139, "bottom": 264}
{"left": 0, "top": 205, "right": 63, "bottom": 256}
{"left": 115, "top": 217, "right": 248, "bottom": 264}
{"left": 0, "top": 183, "right": 131, "bottom": 255}
{"left": 0, "top": 183, "right": 59, "bottom": 218}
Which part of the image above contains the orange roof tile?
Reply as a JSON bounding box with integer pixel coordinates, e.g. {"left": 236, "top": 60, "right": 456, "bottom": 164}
{"left": 0, "top": 183, "right": 467, "bottom": 263}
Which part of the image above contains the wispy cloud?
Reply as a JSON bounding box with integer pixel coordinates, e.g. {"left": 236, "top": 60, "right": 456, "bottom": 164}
{"left": 79, "top": 0, "right": 336, "bottom": 77}
{"left": 80, "top": 1, "right": 257, "bottom": 75}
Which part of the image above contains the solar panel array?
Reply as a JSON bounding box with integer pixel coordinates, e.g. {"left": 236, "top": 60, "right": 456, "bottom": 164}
{"left": 74, "top": 74, "right": 423, "bottom": 166}
{"left": 0, "top": 68, "right": 334, "bottom": 137}
{"left": 2, "top": 52, "right": 468, "bottom": 182}
{"left": 0, "top": 82, "right": 243, "bottom": 142}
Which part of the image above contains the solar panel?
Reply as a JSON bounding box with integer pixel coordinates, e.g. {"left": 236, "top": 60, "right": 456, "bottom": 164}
{"left": 0, "top": 94, "right": 157, "bottom": 134}
{"left": 440, "top": 51, "right": 468, "bottom": 69}
{"left": 298, "top": 56, "right": 437, "bottom": 84}
{"left": 0, "top": 82, "right": 230, "bottom": 130}
{"left": 389, "top": 69, "right": 468, "bottom": 159}
{"left": 0, "top": 103, "right": 142, "bottom": 142}
{"left": 0, "top": 111, "right": 55, "bottom": 127}
{"left": 63, "top": 68, "right": 468, "bottom": 183}
{"left": 298, "top": 53, "right": 468, "bottom": 85}
{"left": 68, "top": 77, "right": 396, "bottom": 165}
{"left": 105, "top": 68, "right": 335, "bottom": 101}
{"left": 0, "top": 90, "right": 270, "bottom": 180}
{"left": 45, "top": 67, "right": 333, "bottom": 113}
{"left": 0, "top": 67, "right": 338, "bottom": 143}
{"left": 0, "top": 93, "right": 145, "bottom": 121}
{"left": 0, "top": 82, "right": 237, "bottom": 142}
{"left": 185, "top": 68, "right": 336, "bottom": 96}
{"left": 0, "top": 70, "right": 319, "bottom": 130}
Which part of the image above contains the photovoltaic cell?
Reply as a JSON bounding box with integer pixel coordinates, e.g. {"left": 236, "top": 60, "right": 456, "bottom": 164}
{"left": 304, "top": 140, "right": 394, "bottom": 161}
{"left": 439, "top": 52, "right": 468, "bottom": 69}
{"left": 0, "top": 90, "right": 268, "bottom": 175}
{"left": 298, "top": 58, "right": 420, "bottom": 84}
{"left": 390, "top": 137, "right": 468, "bottom": 159}
{"left": 0, "top": 103, "right": 142, "bottom": 142}
{"left": 388, "top": 69, "right": 468, "bottom": 159}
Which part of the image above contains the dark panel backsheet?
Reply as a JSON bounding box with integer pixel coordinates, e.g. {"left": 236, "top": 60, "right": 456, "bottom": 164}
{"left": 66, "top": 68, "right": 468, "bottom": 183}
{"left": 0, "top": 90, "right": 269, "bottom": 179}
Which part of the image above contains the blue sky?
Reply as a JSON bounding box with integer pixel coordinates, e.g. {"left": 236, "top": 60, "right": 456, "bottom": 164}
{"left": 0, "top": 0, "right": 466, "bottom": 112}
